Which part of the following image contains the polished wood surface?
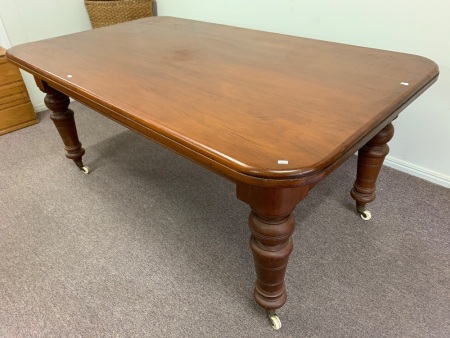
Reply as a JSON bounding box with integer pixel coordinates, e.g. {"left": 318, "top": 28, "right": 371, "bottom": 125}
{"left": 6, "top": 17, "right": 438, "bottom": 186}
{"left": 6, "top": 17, "right": 439, "bottom": 327}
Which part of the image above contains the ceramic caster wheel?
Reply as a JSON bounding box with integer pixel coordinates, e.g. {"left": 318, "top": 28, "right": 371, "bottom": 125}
{"left": 360, "top": 210, "right": 371, "bottom": 221}
{"left": 81, "top": 166, "right": 90, "bottom": 174}
{"left": 268, "top": 313, "right": 281, "bottom": 330}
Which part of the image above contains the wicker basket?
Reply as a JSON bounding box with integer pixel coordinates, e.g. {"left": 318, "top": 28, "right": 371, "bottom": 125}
{"left": 85, "top": 0, "right": 153, "bottom": 28}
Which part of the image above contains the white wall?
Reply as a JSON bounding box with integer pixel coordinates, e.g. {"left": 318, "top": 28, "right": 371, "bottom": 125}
{"left": 0, "top": 17, "right": 11, "bottom": 47}
{"left": 0, "top": 0, "right": 92, "bottom": 111}
{"left": 0, "top": 0, "right": 449, "bottom": 187}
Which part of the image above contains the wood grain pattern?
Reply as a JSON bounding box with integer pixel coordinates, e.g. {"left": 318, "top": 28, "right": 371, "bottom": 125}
{"left": 6, "top": 17, "right": 438, "bottom": 185}
{"left": 0, "top": 46, "right": 37, "bottom": 135}
{"left": 0, "top": 103, "right": 36, "bottom": 134}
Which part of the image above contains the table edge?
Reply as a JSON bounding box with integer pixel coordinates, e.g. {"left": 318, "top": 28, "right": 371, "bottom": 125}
{"left": 5, "top": 45, "right": 439, "bottom": 188}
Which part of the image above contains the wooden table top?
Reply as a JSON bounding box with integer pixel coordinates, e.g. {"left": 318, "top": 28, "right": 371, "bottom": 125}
{"left": 6, "top": 17, "right": 438, "bottom": 183}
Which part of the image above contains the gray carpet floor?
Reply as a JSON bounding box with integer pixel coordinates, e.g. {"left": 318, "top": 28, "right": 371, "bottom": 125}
{"left": 0, "top": 101, "right": 449, "bottom": 337}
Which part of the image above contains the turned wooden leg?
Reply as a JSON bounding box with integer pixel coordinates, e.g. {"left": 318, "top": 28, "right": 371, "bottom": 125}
{"left": 248, "top": 211, "right": 294, "bottom": 309}
{"left": 351, "top": 122, "right": 394, "bottom": 219}
{"left": 237, "top": 184, "right": 309, "bottom": 329}
{"left": 42, "top": 84, "right": 88, "bottom": 173}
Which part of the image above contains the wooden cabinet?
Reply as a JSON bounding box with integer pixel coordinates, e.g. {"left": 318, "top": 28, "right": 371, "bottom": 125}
{"left": 0, "top": 46, "right": 37, "bottom": 135}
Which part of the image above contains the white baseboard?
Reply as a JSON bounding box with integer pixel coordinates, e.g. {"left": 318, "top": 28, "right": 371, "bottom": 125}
{"left": 34, "top": 102, "right": 47, "bottom": 113}
{"left": 384, "top": 156, "right": 450, "bottom": 189}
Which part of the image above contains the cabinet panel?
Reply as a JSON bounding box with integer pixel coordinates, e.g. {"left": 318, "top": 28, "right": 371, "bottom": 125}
{"left": 0, "top": 46, "right": 38, "bottom": 135}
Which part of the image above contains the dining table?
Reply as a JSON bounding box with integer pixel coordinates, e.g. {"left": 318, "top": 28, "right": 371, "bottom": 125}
{"left": 6, "top": 16, "right": 439, "bottom": 330}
